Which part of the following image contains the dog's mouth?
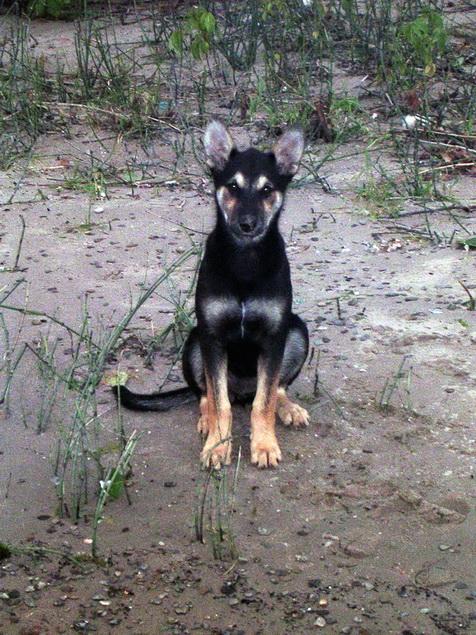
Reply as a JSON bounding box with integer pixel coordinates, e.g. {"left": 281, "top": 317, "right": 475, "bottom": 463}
{"left": 231, "top": 222, "right": 266, "bottom": 242}
{"left": 233, "top": 229, "right": 266, "bottom": 242}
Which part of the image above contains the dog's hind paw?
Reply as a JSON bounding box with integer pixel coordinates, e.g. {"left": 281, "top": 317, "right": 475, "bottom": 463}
{"left": 278, "top": 401, "right": 309, "bottom": 427}
{"left": 277, "top": 390, "right": 309, "bottom": 428}
{"left": 197, "top": 395, "right": 209, "bottom": 435}
{"left": 197, "top": 415, "right": 209, "bottom": 435}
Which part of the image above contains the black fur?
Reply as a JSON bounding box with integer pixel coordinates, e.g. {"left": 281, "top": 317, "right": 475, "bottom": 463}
{"left": 112, "top": 384, "right": 196, "bottom": 411}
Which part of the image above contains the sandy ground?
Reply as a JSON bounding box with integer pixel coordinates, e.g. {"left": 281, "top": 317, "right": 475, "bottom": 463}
{"left": 1, "top": 8, "right": 476, "bottom": 634}
{"left": 1, "top": 129, "right": 475, "bottom": 634}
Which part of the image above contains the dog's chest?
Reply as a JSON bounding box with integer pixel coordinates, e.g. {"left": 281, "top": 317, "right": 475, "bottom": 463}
{"left": 202, "top": 296, "right": 284, "bottom": 339}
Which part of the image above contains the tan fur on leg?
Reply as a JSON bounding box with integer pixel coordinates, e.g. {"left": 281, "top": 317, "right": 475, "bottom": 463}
{"left": 200, "top": 369, "right": 232, "bottom": 468}
{"left": 250, "top": 417, "right": 282, "bottom": 467}
{"left": 250, "top": 368, "right": 281, "bottom": 468}
{"left": 197, "top": 395, "right": 209, "bottom": 435}
{"left": 276, "top": 387, "right": 309, "bottom": 427}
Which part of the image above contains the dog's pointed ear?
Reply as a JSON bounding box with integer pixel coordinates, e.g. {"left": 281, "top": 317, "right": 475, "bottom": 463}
{"left": 272, "top": 127, "right": 305, "bottom": 176}
{"left": 204, "top": 120, "right": 234, "bottom": 171}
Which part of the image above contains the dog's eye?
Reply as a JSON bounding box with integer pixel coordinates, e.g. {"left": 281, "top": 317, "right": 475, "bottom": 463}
{"left": 228, "top": 181, "right": 239, "bottom": 193}
{"left": 261, "top": 185, "right": 273, "bottom": 197}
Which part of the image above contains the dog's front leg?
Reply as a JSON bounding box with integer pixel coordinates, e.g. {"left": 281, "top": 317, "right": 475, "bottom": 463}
{"left": 200, "top": 338, "right": 232, "bottom": 468}
{"left": 251, "top": 340, "right": 285, "bottom": 468}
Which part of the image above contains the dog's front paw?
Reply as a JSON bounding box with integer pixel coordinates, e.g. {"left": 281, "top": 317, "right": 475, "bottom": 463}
{"left": 201, "top": 435, "right": 232, "bottom": 469}
{"left": 277, "top": 400, "right": 309, "bottom": 428}
{"left": 251, "top": 433, "right": 282, "bottom": 468}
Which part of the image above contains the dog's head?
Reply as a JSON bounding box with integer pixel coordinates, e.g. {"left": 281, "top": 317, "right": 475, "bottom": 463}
{"left": 204, "top": 121, "right": 304, "bottom": 243}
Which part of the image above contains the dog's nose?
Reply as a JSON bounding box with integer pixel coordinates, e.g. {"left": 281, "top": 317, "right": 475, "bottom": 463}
{"left": 239, "top": 217, "right": 256, "bottom": 234}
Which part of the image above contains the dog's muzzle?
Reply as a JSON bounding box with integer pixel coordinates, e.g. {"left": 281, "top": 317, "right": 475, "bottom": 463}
{"left": 232, "top": 215, "right": 265, "bottom": 240}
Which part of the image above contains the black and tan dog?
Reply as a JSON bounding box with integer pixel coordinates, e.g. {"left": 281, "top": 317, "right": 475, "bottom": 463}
{"left": 116, "top": 121, "right": 309, "bottom": 468}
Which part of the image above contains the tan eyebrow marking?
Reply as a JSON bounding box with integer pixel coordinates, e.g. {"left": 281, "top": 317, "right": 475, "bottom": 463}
{"left": 254, "top": 175, "right": 272, "bottom": 190}
{"left": 231, "top": 172, "right": 247, "bottom": 188}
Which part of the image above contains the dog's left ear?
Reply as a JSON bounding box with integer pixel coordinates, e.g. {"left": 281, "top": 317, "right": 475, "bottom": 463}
{"left": 272, "top": 127, "right": 305, "bottom": 176}
{"left": 204, "top": 120, "right": 235, "bottom": 171}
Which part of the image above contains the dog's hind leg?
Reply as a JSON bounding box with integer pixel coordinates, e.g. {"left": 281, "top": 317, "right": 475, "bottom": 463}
{"left": 182, "top": 327, "right": 205, "bottom": 393}
{"left": 182, "top": 328, "right": 209, "bottom": 435}
{"left": 197, "top": 394, "right": 209, "bottom": 435}
{"left": 277, "top": 314, "right": 310, "bottom": 427}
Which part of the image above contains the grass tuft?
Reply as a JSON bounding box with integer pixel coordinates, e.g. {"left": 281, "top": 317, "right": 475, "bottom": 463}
{"left": 195, "top": 453, "right": 241, "bottom": 561}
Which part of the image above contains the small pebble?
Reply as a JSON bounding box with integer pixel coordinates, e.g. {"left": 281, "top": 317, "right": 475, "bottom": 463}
{"left": 73, "top": 621, "right": 95, "bottom": 633}
{"left": 314, "top": 616, "right": 326, "bottom": 627}
{"left": 220, "top": 581, "right": 237, "bottom": 596}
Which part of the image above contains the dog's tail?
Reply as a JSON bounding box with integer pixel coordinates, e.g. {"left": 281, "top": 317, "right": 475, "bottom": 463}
{"left": 112, "top": 384, "right": 196, "bottom": 411}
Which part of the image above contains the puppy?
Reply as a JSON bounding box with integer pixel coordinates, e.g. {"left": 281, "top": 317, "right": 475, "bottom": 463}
{"left": 116, "top": 122, "right": 309, "bottom": 468}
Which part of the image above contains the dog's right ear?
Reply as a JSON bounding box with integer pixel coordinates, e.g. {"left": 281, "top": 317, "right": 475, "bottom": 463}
{"left": 204, "top": 120, "right": 234, "bottom": 171}
{"left": 272, "top": 127, "right": 305, "bottom": 176}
